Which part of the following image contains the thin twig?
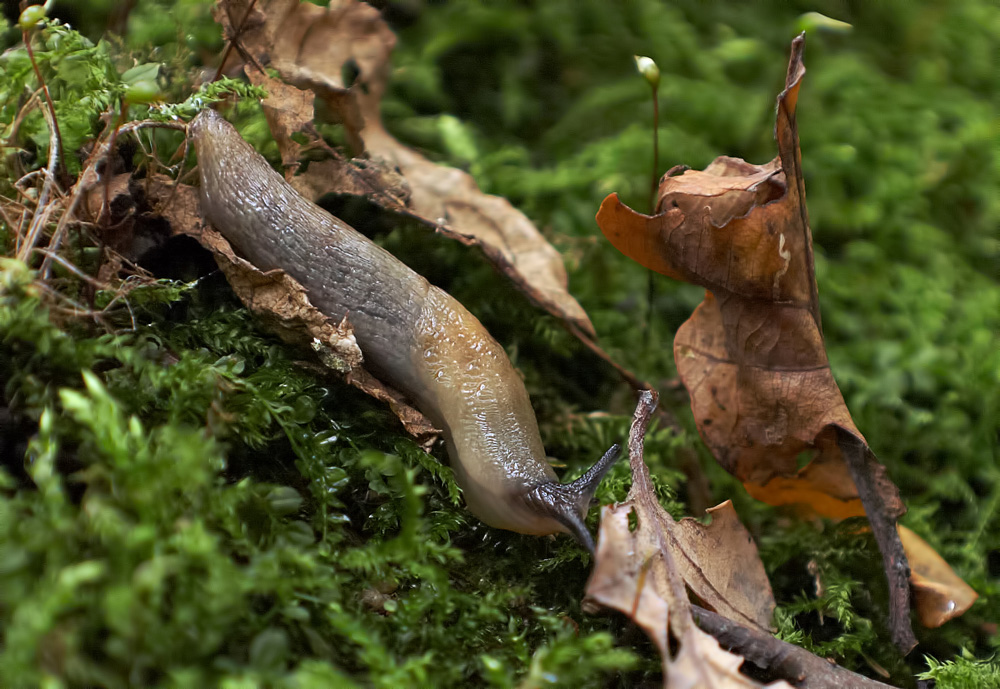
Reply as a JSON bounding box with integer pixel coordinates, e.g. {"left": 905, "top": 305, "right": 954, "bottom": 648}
{"left": 34, "top": 249, "right": 109, "bottom": 291}
{"left": 649, "top": 90, "right": 659, "bottom": 213}
{"left": 17, "top": 103, "right": 62, "bottom": 263}
{"left": 644, "top": 81, "right": 660, "bottom": 351}
{"left": 22, "top": 26, "right": 65, "bottom": 177}
{"left": 213, "top": 0, "right": 261, "bottom": 82}
{"left": 836, "top": 429, "right": 916, "bottom": 654}
{"left": 626, "top": 389, "right": 696, "bottom": 642}
{"left": 14, "top": 170, "right": 45, "bottom": 195}
{"left": 691, "top": 606, "right": 897, "bottom": 689}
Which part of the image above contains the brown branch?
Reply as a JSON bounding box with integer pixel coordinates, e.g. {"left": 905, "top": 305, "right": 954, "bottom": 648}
{"left": 836, "top": 429, "right": 917, "bottom": 653}
{"left": 691, "top": 606, "right": 898, "bottom": 689}
{"left": 213, "top": 0, "right": 262, "bottom": 82}
{"left": 17, "top": 103, "right": 62, "bottom": 263}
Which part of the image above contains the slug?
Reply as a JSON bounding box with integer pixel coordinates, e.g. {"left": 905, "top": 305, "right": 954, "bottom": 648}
{"left": 189, "top": 109, "right": 620, "bottom": 552}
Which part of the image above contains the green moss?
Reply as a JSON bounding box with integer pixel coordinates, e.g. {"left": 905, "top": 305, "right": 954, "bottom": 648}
{"left": 918, "top": 652, "right": 1000, "bottom": 689}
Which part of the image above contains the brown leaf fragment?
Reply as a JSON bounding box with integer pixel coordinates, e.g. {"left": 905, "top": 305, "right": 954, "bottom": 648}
{"left": 202, "top": 227, "right": 365, "bottom": 373}
{"left": 615, "top": 392, "right": 774, "bottom": 632}
{"left": 215, "top": 0, "right": 394, "bottom": 155}
{"left": 147, "top": 174, "right": 439, "bottom": 447}
{"left": 83, "top": 173, "right": 131, "bottom": 223}
{"left": 244, "top": 68, "right": 315, "bottom": 175}
{"left": 343, "top": 366, "right": 439, "bottom": 452}
{"left": 898, "top": 525, "right": 978, "bottom": 628}
{"left": 669, "top": 624, "right": 791, "bottom": 689}
{"left": 586, "top": 500, "right": 671, "bottom": 657}
{"left": 290, "top": 156, "right": 410, "bottom": 215}
{"left": 673, "top": 501, "right": 775, "bottom": 631}
{"left": 586, "top": 391, "right": 784, "bottom": 688}
{"left": 360, "top": 129, "right": 599, "bottom": 339}
{"left": 596, "top": 35, "right": 969, "bottom": 646}
{"left": 213, "top": 0, "right": 597, "bottom": 339}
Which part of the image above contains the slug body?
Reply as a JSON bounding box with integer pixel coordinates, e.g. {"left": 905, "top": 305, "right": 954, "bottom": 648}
{"left": 190, "top": 110, "right": 618, "bottom": 551}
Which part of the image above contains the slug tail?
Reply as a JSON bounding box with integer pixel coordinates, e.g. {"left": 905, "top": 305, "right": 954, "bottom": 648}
{"left": 522, "top": 443, "right": 622, "bottom": 554}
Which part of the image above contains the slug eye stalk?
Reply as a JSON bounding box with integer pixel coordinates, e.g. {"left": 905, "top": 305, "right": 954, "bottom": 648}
{"left": 523, "top": 443, "right": 622, "bottom": 554}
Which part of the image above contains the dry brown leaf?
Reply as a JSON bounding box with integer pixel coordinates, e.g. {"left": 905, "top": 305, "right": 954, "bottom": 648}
{"left": 83, "top": 172, "right": 131, "bottom": 222}
{"left": 899, "top": 525, "right": 978, "bottom": 628}
{"left": 586, "top": 394, "right": 774, "bottom": 632}
{"left": 673, "top": 501, "right": 775, "bottom": 630}
{"left": 214, "top": 0, "right": 377, "bottom": 154}
{"left": 147, "top": 174, "right": 439, "bottom": 447}
{"left": 595, "top": 35, "right": 974, "bottom": 645}
{"left": 214, "top": 0, "right": 597, "bottom": 339}
{"left": 287, "top": 156, "right": 410, "bottom": 214}
{"left": 596, "top": 55, "right": 880, "bottom": 519}
{"left": 670, "top": 625, "right": 791, "bottom": 689}
{"left": 244, "top": 68, "right": 315, "bottom": 175}
{"left": 586, "top": 391, "right": 787, "bottom": 688}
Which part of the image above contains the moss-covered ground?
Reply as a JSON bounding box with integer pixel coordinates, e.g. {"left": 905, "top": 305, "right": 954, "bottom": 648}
{"left": 1, "top": 2, "right": 998, "bottom": 687}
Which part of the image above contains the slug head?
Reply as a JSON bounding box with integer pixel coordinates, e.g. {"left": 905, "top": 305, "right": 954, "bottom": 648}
{"left": 522, "top": 443, "right": 622, "bottom": 554}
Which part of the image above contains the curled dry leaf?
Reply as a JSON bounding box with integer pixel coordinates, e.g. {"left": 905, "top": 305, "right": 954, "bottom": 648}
{"left": 288, "top": 156, "right": 410, "bottom": 215}
{"left": 214, "top": 0, "right": 597, "bottom": 339}
{"left": 596, "top": 35, "right": 974, "bottom": 643}
{"left": 147, "top": 174, "right": 440, "bottom": 448}
{"left": 585, "top": 391, "right": 787, "bottom": 688}
{"left": 214, "top": 0, "right": 377, "bottom": 154}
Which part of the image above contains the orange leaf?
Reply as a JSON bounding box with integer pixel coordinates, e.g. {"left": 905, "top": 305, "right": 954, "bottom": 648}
{"left": 898, "top": 525, "right": 978, "bottom": 628}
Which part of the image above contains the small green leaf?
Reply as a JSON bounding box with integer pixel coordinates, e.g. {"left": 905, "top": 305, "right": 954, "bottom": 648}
{"left": 797, "top": 12, "right": 853, "bottom": 34}
{"left": 124, "top": 79, "right": 161, "bottom": 104}
{"left": 249, "top": 627, "right": 289, "bottom": 671}
{"left": 121, "top": 62, "right": 161, "bottom": 85}
{"left": 267, "top": 486, "right": 303, "bottom": 516}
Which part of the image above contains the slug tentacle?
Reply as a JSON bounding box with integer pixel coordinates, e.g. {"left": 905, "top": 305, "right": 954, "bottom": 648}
{"left": 189, "top": 108, "right": 618, "bottom": 551}
{"left": 521, "top": 444, "right": 622, "bottom": 553}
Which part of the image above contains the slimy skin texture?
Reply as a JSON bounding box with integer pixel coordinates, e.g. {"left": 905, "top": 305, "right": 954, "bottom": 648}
{"left": 190, "top": 109, "right": 618, "bottom": 551}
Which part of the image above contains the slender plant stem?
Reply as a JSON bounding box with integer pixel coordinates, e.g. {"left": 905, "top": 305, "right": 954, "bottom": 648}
{"left": 22, "top": 28, "right": 65, "bottom": 177}
{"left": 644, "top": 85, "right": 660, "bottom": 349}
{"left": 649, "top": 89, "right": 659, "bottom": 213}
